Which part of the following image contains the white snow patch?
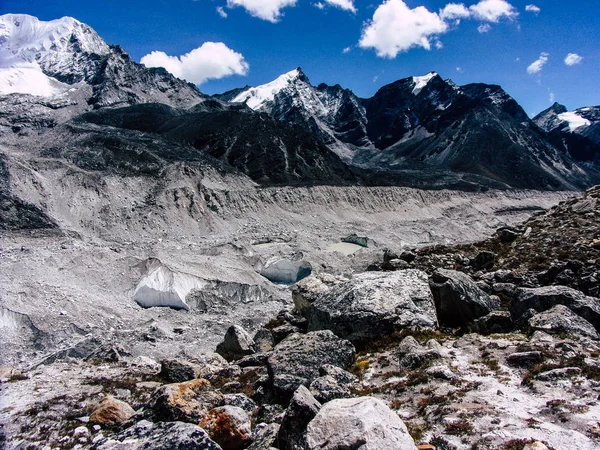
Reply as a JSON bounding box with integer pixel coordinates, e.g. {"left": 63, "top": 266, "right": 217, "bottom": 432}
{"left": 0, "top": 64, "right": 68, "bottom": 97}
{"left": 132, "top": 263, "right": 208, "bottom": 310}
{"left": 558, "top": 112, "right": 591, "bottom": 132}
{"left": 232, "top": 68, "right": 302, "bottom": 109}
{"left": 412, "top": 72, "right": 437, "bottom": 95}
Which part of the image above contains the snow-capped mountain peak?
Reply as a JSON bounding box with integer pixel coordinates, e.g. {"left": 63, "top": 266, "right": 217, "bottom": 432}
{"left": 231, "top": 67, "right": 307, "bottom": 109}
{"left": 412, "top": 71, "right": 438, "bottom": 95}
{"left": 0, "top": 14, "right": 110, "bottom": 97}
{"left": 0, "top": 14, "right": 110, "bottom": 64}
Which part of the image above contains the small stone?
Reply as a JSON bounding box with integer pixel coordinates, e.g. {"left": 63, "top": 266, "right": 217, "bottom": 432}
{"left": 73, "top": 426, "right": 90, "bottom": 440}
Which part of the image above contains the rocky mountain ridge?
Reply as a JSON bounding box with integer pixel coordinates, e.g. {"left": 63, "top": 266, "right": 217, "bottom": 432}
{"left": 225, "top": 68, "right": 600, "bottom": 190}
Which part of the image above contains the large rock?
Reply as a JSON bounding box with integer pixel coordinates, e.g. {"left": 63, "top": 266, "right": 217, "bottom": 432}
{"left": 510, "top": 286, "right": 600, "bottom": 330}
{"left": 304, "top": 270, "right": 438, "bottom": 341}
{"left": 89, "top": 396, "right": 135, "bottom": 426}
{"left": 305, "top": 397, "right": 418, "bottom": 450}
{"left": 430, "top": 269, "right": 499, "bottom": 327}
{"left": 260, "top": 257, "right": 312, "bottom": 284}
{"left": 216, "top": 325, "right": 256, "bottom": 362}
{"left": 93, "top": 420, "right": 222, "bottom": 450}
{"left": 247, "top": 423, "right": 280, "bottom": 450}
{"left": 528, "top": 305, "right": 599, "bottom": 340}
{"left": 396, "top": 336, "right": 441, "bottom": 370}
{"left": 199, "top": 406, "right": 252, "bottom": 450}
{"left": 267, "top": 331, "right": 355, "bottom": 400}
{"left": 160, "top": 359, "right": 204, "bottom": 383}
{"left": 277, "top": 386, "right": 321, "bottom": 450}
{"left": 146, "top": 378, "right": 224, "bottom": 423}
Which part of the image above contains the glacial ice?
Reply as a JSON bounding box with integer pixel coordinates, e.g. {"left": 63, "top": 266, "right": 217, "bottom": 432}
{"left": 132, "top": 263, "right": 208, "bottom": 310}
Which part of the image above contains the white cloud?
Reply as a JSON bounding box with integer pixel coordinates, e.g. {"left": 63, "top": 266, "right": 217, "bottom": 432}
{"left": 469, "top": 0, "right": 518, "bottom": 22}
{"left": 440, "top": 3, "right": 471, "bottom": 20}
{"left": 527, "top": 52, "right": 548, "bottom": 74}
{"left": 477, "top": 23, "right": 491, "bottom": 33}
{"left": 226, "top": 0, "right": 297, "bottom": 22}
{"left": 456, "top": 66, "right": 463, "bottom": 72}
{"left": 313, "top": 2, "right": 325, "bottom": 9}
{"left": 435, "top": 40, "right": 444, "bottom": 49}
{"left": 342, "top": 46, "right": 352, "bottom": 53}
{"left": 216, "top": 6, "right": 228, "bottom": 18}
{"left": 525, "top": 4, "right": 540, "bottom": 14}
{"left": 322, "top": 0, "right": 356, "bottom": 12}
{"left": 140, "top": 42, "right": 249, "bottom": 85}
{"left": 358, "top": 0, "right": 448, "bottom": 58}
{"left": 564, "top": 53, "right": 583, "bottom": 66}
{"left": 549, "top": 91, "right": 555, "bottom": 103}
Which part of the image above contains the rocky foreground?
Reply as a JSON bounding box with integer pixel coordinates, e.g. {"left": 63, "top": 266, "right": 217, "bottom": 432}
{"left": 1, "top": 187, "right": 600, "bottom": 450}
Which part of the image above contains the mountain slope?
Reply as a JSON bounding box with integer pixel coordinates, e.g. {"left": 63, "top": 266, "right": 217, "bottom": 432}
{"left": 78, "top": 103, "right": 357, "bottom": 186}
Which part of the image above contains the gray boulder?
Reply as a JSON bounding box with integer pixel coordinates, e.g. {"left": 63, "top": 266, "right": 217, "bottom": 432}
{"left": 253, "top": 328, "right": 275, "bottom": 353}
{"left": 305, "top": 397, "right": 418, "bottom": 450}
{"left": 472, "top": 251, "right": 496, "bottom": 270}
{"left": 309, "top": 375, "right": 353, "bottom": 404}
{"left": 223, "top": 393, "right": 257, "bottom": 413}
{"left": 528, "top": 305, "right": 599, "bottom": 340}
{"left": 93, "top": 420, "right": 222, "bottom": 450}
{"left": 510, "top": 286, "right": 600, "bottom": 331}
{"left": 430, "top": 269, "right": 499, "bottom": 327}
{"left": 305, "top": 270, "right": 438, "bottom": 341}
{"left": 247, "top": 423, "right": 280, "bottom": 450}
{"left": 470, "top": 311, "right": 514, "bottom": 334}
{"left": 277, "top": 386, "right": 321, "bottom": 450}
{"left": 216, "top": 325, "right": 255, "bottom": 362}
{"left": 267, "top": 331, "right": 355, "bottom": 400}
{"left": 397, "top": 336, "right": 441, "bottom": 370}
{"left": 160, "top": 359, "right": 203, "bottom": 383}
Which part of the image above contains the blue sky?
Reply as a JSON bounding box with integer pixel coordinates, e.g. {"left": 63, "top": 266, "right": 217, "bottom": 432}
{"left": 3, "top": 0, "right": 598, "bottom": 116}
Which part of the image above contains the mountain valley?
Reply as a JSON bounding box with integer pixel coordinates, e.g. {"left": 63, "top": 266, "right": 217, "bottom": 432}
{"left": 1, "top": 13, "right": 600, "bottom": 450}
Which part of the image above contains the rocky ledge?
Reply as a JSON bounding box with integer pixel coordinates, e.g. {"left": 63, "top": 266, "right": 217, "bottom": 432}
{"left": 1, "top": 187, "right": 600, "bottom": 450}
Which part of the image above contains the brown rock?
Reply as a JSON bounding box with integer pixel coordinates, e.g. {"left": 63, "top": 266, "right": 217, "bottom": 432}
{"left": 199, "top": 405, "right": 251, "bottom": 450}
{"left": 89, "top": 396, "right": 135, "bottom": 425}
{"left": 147, "top": 378, "right": 224, "bottom": 423}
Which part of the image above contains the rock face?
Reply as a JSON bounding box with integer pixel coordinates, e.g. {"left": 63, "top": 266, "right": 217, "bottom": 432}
{"left": 510, "top": 286, "right": 600, "bottom": 330}
{"left": 305, "top": 270, "right": 438, "bottom": 341}
{"left": 199, "top": 406, "right": 252, "bottom": 450}
{"left": 216, "top": 325, "right": 256, "bottom": 362}
{"left": 94, "top": 420, "right": 222, "bottom": 450}
{"left": 528, "top": 305, "right": 599, "bottom": 340}
{"left": 430, "top": 269, "right": 499, "bottom": 327}
{"left": 260, "top": 257, "right": 312, "bottom": 284}
{"left": 277, "top": 386, "right": 321, "bottom": 450}
{"left": 267, "top": 331, "right": 355, "bottom": 399}
{"left": 304, "top": 396, "right": 418, "bottom": 450}
{"left": 146, "top": 378, "right": 224, "bottom": 423}
{"left": 89, "top": 396, "right": 135, "bottom": 426}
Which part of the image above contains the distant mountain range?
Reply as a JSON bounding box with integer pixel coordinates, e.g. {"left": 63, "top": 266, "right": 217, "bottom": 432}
{"left": 1, "top": 13, "right": 599, "bottom": 191}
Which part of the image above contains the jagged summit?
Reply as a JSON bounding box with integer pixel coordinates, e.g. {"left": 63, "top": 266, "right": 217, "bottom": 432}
{"left": 412, "top": 71, "right": 438, "bottom": 95}
{"left": 231, "top": 67, "right": 309, "bottom": 109}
